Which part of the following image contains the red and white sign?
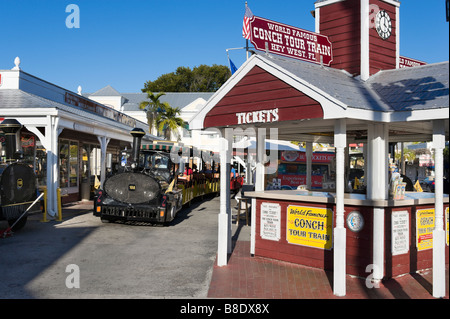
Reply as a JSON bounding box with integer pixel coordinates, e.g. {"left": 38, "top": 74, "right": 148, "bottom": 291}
{"left": 399, "top": 56, "right": 427, "bottom": 68}
{"left": 236, "top": 108, "right": 279, "bottom": 125}
{"left": 250, "top": 16, "right": 333, "bottom": 66}
{"left": 281, "top": 151, "right": 334, "bottom": 163}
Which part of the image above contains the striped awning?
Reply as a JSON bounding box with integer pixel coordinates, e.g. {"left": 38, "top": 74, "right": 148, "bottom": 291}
{"left": 141, "top": 144, "right": 175, "bottom": 151}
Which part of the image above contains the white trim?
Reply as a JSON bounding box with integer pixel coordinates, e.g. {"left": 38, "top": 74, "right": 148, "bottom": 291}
{"left": 395, "top": 6, "right": 400, "bottom": 69}
{"left": 333, "top": 118, "right": 347, "bottom": 296}
{"left": 432, "top": 119, "right": 446, "bottom": 298}
{"left": 315, "top": 7, "right": 320, "bottom": 33}
{"left": 341, "top": 107, "right": 450, "bottom": 123}
{"left": 381, "top": 0, "right": 400, "bottom": 8}
{"left": 361, "top": 0, "right": 370, "bottom": 81}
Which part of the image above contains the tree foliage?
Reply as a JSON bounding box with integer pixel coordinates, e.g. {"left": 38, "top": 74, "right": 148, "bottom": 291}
{"left": 139, "top": 91, "right": 168, "bottom": 134}
{"left": 142, "top": 64, "right": 231, "bottom": 93}
{"left": 139, "top": 91, "right": 184, "bottom": 140}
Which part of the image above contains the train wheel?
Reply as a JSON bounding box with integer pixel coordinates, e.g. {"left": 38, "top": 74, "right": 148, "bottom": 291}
{"left": 8, "top": 215, "right": 27, "bottom": 232}
{"left": 101, "top": 216, "right": 115, "bottom": 223}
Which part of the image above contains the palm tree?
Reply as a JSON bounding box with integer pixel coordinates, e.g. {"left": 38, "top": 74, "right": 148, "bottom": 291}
{"left": 156, "top": 105, "right": 185, "bottom": 141}
{"left": 139, "top": 91, "right": 169, "bottom": 135}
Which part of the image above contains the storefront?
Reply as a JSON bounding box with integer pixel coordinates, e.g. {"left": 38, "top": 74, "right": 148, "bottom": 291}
{"left": 1, "top": 58, "right": 157, "bottom": 216}
{"left": 190, "top": 0, "right": 449, "bottom": 297}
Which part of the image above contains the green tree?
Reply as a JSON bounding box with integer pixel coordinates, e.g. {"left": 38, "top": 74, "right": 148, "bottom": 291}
{"left": 139, "top": 91, "right": 169, "bottom": 135}
{"left": 156, "top": 105, "right": 185, "bottom": 141}
{"left": 142, "top": 64, "right": 231, "bottom": 93}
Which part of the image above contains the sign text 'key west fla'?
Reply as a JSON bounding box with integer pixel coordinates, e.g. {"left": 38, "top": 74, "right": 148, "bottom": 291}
{"left": 250, "top": 16, "right": 333, "bottom": 66}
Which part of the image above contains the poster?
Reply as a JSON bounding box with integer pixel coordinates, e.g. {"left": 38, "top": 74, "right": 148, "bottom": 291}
{"left": 260, "top": 203, "right": 281, "bottom": 241}
{"left": 286, "top": 205, "right": 333, "bottom": 250}
{"left": 446, "top": 207, "right": 449, "bottom": 246}
{"left": 392, "top": 211, "right": 409, "bottom": 256}
{"left": 416, "top": 208, "right": 434, "bottom": 251}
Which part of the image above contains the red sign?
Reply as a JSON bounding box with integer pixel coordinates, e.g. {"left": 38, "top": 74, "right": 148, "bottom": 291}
{"left": 281, "top": 151, "right": 334, "bottom": 163}
{"left": 399, "top": 56, "right": 427, "bottom": 68}
{"left": 250, "top": 16, "right": 333, "bottom": 66}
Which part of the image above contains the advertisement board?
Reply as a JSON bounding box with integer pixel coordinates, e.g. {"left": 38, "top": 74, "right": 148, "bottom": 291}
{"left": 260, "top": 202, "right": 281, "bottom": 241}
{"left": 446, "top": 207, "right": 449, "bottom": 246}
{"left": 286, "top": 205, "right": 333, "bottom": 249}
{"left": 392, "top": 211, "right": 409, "bottom": 256}
{"left": 250, "top": 16, "right": 333, "bottom": 66}
{"left": 416, "top": 208, "right": 435, "bottom": 251}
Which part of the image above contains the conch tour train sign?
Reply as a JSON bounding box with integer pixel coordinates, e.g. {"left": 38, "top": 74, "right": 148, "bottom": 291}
{"left": 249, "top": 16, "right": 333, "bottom": 66}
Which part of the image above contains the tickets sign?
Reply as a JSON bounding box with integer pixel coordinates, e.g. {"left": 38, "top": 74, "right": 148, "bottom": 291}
{"left": 250, "top": 16, "right": 333, "bottom": 66}
{"left": 286, "top": 205, "right": 333, "bottom": 249}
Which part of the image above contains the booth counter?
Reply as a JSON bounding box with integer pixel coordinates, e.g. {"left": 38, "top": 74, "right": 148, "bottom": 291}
{"left": 245, "top": 189, "right": 449, "bottom": 279}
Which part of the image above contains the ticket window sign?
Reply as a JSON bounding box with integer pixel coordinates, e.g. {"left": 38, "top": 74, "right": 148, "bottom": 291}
{"left": 286, "top": 205, "right": 333, "bottom": 250}
{"left": 416, "top": 208, "right": 435, "bottom": 251}
{"left": 260, "top": 203, "right": 281, "bottom": 241}
{"left": 392, "top": 211, "right": 409, "bottom": 256}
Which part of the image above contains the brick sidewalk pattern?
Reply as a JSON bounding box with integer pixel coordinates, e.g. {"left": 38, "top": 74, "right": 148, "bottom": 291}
{"left": 208, "top": 241, "right": 449, "bottom": 299}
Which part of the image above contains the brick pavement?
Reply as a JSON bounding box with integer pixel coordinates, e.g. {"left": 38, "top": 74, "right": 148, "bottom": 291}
{"left": 207, "top": 234, "right": 449, "bottom": 299}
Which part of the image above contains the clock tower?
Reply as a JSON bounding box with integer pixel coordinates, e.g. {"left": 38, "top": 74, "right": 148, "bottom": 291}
{"left": 315, "top": 0, "right": 400, "bottom": 80}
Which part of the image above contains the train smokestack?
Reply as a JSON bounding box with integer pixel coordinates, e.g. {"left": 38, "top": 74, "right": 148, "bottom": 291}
{"left": 130, "top": 128, "right": 145, "bottom": 165}
{"left": 0, "top": 119, "right": 22, "bottom": 162}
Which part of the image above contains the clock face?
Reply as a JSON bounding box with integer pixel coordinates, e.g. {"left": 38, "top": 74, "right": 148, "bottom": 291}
{"left": 375, "top": 10, "right": 392, "bottom": 40}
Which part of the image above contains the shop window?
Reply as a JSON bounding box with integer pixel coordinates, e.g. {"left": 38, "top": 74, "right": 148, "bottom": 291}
{"left": 35, "top": 140, "right": 47, "bottom": 187}
{"left": 59, "top": 140, "right": 79, "bottom": 190}
{"left": 20, "top": 134, "right": 35, "bottom": 165}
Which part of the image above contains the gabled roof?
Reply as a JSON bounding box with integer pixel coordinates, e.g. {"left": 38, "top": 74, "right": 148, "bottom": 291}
{"left": 0, "top": 89, "right": 152, "bottom": 135}
{"left": 367, "top": 62, "right": 449, "bottom": 111}
{"left": 90, "top": 85, "right": 122, "bottom": 97}
{"left": 119, "top": 92, "right": 214, "bottom": 112}
{"left": 190, "top": 54, "right": 449, "bottom": 131}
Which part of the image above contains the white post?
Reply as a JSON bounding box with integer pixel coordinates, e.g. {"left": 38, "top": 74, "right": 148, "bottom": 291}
{"left": 43, "top": 115, "right": 61, "bottom": 218}
{"left": 334, "top": 119, "right": 347, "bottom": 296}
{"left": 432, "top": 119, "right": 446, "bottom": 298}
{"left": 250, "top": 128, "right": 266, "bottom": 256}
{"left": 360, "top": 0, "right": 370, "bottom": 81}
{"left": 225, "top": 128, "right": 233, "bottom": 254}
{"left": 367, "top": 123, "right": 389, "bottom": 282}
{"left": 217, "top": 128, "right": 231, "bottom": 266}
{"left": 97, "top": 136, "right": 111, "bottom": 188}
{"left": 306, "top": 142, "right": 313, "bottom": 190}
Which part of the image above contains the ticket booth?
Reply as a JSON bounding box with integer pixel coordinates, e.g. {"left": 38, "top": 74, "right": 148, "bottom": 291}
{"left": 189, "top": 0, "right": 449, "bottom": 297}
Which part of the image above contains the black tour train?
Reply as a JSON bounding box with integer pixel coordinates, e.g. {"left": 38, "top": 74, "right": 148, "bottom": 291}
{"left": 0, "top": 119, "right": 37, "bottom": 232}
{"left": 94, "top": 128, "right": 242, "bottom": 225}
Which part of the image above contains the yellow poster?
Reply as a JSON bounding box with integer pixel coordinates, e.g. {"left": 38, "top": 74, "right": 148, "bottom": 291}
{"left": 416, "top": 208, "right": 434, "bottom": 251}
{"left": 286, "top": 205, "right": 333, "bottom": 250}
{"left": 446, "top": 207, "right": 449, "bottom": 246}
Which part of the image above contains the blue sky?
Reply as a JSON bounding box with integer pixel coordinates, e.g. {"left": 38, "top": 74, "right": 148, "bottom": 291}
{"left": 0, "top": 0, "right": 448, "bottom": 93}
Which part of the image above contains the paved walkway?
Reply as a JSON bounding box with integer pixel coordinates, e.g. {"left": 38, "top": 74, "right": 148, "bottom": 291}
{"left": 4, "top": 202, "right": 447, "bottom": 299}
{"left": 207, "top": 225, "right": 449, "bottom": 299}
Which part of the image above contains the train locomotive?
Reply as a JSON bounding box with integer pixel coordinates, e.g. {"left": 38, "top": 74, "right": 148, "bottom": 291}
{"left": 0, "top": 119, "right": 37, "bottom": 231}
{"left": 95, "top": 128, "right": 224, "bottom": 225}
